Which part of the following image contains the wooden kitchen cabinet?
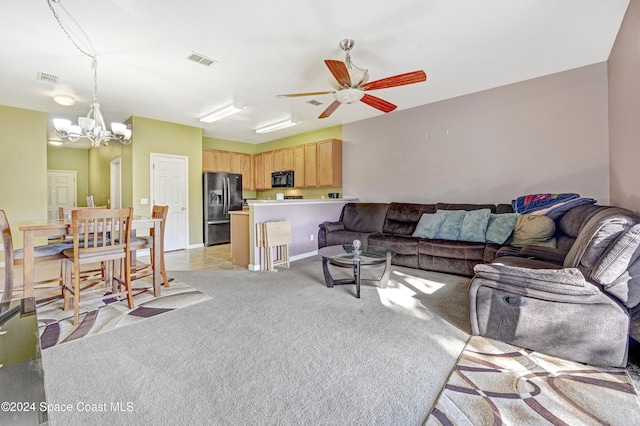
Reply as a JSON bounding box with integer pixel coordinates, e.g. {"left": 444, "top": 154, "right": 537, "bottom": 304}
{"left": 253, "top": 154, "right": 264, "bottom": 190}
{"left": 240, "top": 153, "right": 252, "bottom": 190}
{"left": 213, "top": 150, "right": 231, "bottom": 172}
{"left": 202, "top": 149, "right": 216, "bottom": 172}
{"left": 293, "top": 145, "right": 305, "bottom": 188}
{"left": 273, "top": 149, "right": 283, "bottom": 172}
{"left": 317, "top": 139, "right": 342, "bottom": 187}
{"left": 304, "top": 142, "right": 318, "bottom": 187}
{"left": 263, "top": 151, "right": 274, "bottom": 189}
{"left": 283, "top": 147, "right": 294, "bottom": 171}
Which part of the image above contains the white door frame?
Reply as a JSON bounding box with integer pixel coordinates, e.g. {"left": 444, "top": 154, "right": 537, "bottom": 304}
{"left": 150, "top": 153, "right": 189, "bottom": 250}
{"left": 110, "top": 157, "right": 122, "bottom": 209}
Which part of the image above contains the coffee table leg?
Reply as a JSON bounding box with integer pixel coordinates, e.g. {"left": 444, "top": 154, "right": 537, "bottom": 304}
{"left": 379, "top": 252, "right": 392, "bottom": 289}
{"left": 322, "top": 257, "right": 335, "bottom": 288}
{"left": 354, "top": 261, "right": 361, "bottom": 298}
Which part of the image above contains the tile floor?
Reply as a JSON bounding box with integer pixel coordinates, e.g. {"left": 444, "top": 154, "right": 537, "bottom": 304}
{"left": 0, "top": 244, "right": 241, "bottom": 300}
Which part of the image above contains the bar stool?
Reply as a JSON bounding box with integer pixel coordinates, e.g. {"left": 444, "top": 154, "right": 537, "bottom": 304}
{"left": 256, "top": 220, "right": 292, "bottom": 271}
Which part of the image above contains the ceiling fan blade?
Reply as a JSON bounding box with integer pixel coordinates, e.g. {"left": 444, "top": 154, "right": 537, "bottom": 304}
{"left": 361, "top": 70, "right": 426, "bottom": 91}
{"left": 360, "top": 94, "right": 397, "bottom": 113}
{"left": 325, "top": 60, "right": 352, "bottom": 87}
{"left": 277, "top": 91, "right": 334, "bottom": 98}
{"left": 319, "top": 100, "right": 341, "bottom": 119}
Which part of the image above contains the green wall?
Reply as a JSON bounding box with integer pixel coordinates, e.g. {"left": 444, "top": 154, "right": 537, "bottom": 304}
{"left": 0, "top": 105, "right": 48, "bottom": 251}
{"left": 257, "top": 125, "right": 342, "bottom": 152}
{"left": 47, "top": 146, "right": 89, "bottom": 207}
{"left": 87, "top": 139, "right": 133, "bottom": 208}
{"left": 203, "top": 136, "right": 256, "bottom": 154}
{"left": 130, "top": 116, "right": 203, "bottom": 246}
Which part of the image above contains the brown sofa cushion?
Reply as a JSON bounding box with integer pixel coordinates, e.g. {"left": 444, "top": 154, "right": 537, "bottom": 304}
{"left": 418, "top": 239, "right": 486, "bottom": 261}
{"left": 368, "top": 233, "right": 419, "bottom": 256}
{"left": 341, "top": 203, "right": 389, "bottom": 233}
{"left": 382, "top": 203, "right": 435, "bottom": 235}
{"left": 436, "top": 203, "right": 497, "bottom": 212}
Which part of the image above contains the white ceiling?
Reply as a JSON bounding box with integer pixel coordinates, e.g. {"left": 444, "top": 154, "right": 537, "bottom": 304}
{"left": 0, "top": 0, "right": 629, "bottom": 147}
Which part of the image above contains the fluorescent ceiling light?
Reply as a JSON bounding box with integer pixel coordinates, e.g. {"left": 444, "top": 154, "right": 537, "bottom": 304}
{"left": 255, "top": 119, "right": 297, "bottom": 134}
{"left": 199, "top": 104, "right": 243, "bottom": 123}
{"left": 48, "top": 140, "right": 63, "bottom": 146}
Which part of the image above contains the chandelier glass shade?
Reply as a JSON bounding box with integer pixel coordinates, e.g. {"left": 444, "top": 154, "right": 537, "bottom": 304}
{"left": 53, "top": 102, "right": 132, "bottom": 147}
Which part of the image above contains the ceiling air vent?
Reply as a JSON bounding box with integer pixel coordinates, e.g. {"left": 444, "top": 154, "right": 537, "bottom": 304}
{"left": 186, "top": 51, "right": 217, "bottom": 67}
{"left": 37, "top": 71, "right": 59, "bottom": 84}
{"left": 307, "top": 99, "right": 323, "bottom": 106}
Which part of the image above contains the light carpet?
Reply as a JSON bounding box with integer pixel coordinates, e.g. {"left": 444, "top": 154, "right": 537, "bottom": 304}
{"left": 36, "top": 277, "right": 211, "bottom": 349}
{"left": 41, "top": 257, "right": 471, "bottom": 425}
{"left": 426, "top": 336, "right": 640, "bottom": 425}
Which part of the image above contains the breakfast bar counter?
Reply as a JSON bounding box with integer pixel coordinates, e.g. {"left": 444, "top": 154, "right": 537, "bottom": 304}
{"left": 246, "top": 198, "right": 358, "bottom": 270}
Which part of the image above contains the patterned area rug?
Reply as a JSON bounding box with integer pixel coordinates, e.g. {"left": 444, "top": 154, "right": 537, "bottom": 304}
{"left": 426, "top": 336, "right": 640, "bottom": 425}
{"left": 36, "top": 276, "right": 210, "bottom": 349}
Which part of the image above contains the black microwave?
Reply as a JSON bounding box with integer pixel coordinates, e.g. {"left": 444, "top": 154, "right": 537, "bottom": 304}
{"left": 272, "top": 170, "right": 294, "bottom": 188}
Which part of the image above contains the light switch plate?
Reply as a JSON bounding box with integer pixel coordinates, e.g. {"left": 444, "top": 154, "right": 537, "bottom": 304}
{"left": 141, "top": 198, "right": 148, "bottom": 205}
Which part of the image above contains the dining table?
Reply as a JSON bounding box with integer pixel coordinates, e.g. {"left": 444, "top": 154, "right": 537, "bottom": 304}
{"left": 18, "top": 216, "right": 163, "bottom": 298}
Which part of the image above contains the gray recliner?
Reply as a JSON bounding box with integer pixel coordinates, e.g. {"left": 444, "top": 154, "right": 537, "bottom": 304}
{"left": 469, "top": 208, "right": 640, "bottom": 367}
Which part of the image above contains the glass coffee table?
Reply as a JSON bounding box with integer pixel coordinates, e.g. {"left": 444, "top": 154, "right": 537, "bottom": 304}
{"left": 318, "top": 241, "right": 396, "bottom": 298}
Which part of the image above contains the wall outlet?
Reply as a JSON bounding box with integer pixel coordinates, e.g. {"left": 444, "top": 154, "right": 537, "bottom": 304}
{"left": 141, "top": 198, "right": 148, "bottom": 205}
{"left": 310, "top": 234, "right": 314, "bottom": 241}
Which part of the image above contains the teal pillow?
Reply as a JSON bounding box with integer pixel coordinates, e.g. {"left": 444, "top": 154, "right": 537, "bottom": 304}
{"left": 412, "top": 213, "right": 445, "bottom": 238}
{"left": 435, "top": 210, "right": 466, "bottom": 240}
{"left": 485, "top": 213, "right": 518, "bottom": 244}
{"left": 458, "top": 209, "right": 491, "bottom": 242}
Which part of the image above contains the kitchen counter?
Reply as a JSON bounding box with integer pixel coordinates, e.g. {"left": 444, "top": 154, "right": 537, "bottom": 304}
{"left": 229, "top": 210, "right": 249, "bottom": 215}
{"left": 248, "top": 197, "right": 358, "bottom": 206}
{"left": 246, "top": 197, "right": 359, "bottom": 270}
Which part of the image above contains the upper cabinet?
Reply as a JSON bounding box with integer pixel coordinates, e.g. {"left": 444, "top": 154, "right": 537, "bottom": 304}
{"left": 203, "top": 149, "right": 252, "bottom": 190}
{"left": 317, "top": 139, "right": 342, "bottom": 187}
{"left": 204, "top": 139, "right": 342, "bottom": 192}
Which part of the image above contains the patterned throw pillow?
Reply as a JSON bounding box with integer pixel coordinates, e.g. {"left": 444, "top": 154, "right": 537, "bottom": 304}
{"left": 435, "top": 210, "right": 466, "bottom": 240}
{"left": 458, "top": 209, "right": 491, "bottom": 242}
{"left": 485, "top": 213, "right": 518, "bottom": 244}
{"left": 412, "top": 213, "right": 445, "bottom": 238}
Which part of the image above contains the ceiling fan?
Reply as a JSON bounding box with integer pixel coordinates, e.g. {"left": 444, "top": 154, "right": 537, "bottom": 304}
{"left": 277, "top": 39, "right": 427, "bottom": 119}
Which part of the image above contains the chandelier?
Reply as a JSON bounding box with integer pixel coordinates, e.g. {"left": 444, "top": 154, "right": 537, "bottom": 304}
{"left": 48, "top": 0, "right": 132, "bottom": 148}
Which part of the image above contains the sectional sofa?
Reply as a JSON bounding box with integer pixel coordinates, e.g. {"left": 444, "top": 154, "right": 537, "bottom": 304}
{"left": 318, "top": 202, "right": 514, "bottom": 277}
{"left": 319, "top": 201, "right": 640, "bottom": 367}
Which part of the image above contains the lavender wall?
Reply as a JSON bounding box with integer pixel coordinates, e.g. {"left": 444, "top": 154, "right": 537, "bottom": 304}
{"left": 342, "top": 63, "right": 610, "bottom": 206}
{"left": 608, "top": 0, "right": 640, "bottom": 214}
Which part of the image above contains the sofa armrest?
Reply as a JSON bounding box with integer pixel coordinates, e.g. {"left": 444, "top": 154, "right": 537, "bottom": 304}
{"left": 319, "top": 221, "right": 345, "bottom": 232}
{"left": 472, "top": 263, "right": 595, "bottom": 296}
{"left": 518, "top": 245, "right": 567, "bottom": 265}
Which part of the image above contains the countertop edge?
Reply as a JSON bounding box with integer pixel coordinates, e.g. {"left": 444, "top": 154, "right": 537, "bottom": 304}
{"left": 247, "top": 197, "right": 359, "bottom": 206}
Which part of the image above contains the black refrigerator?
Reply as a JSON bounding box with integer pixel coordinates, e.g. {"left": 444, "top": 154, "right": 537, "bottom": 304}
{"left": 203, "top": 172, "right": 243, "bottom": 246}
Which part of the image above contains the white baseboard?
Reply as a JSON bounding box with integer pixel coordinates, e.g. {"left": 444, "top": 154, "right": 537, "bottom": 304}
{"left": 249, "top": 250, "right": 318, "bottom": 271}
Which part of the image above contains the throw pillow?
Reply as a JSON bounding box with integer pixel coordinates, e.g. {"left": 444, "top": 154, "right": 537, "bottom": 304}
{"left": 412, "top": 213, "right": 445, "bottom": 238}
{"left": 485, "top": 213, "right": 518, "bottom": 244}
{"left": 458, "top": 209, "right": 491, "bottom": 242}
{"left": 510, "top": 214, "right": 557, "bottom": 248}
{"left": 434, "top": 210, "right": 466, "bottom": 240}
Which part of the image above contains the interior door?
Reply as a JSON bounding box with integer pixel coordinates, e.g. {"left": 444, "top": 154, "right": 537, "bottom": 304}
{"left": 152, "top": 153, "right": 188, "bottom": 251}
{"left": 47, "top": 170, "right": 76, "bottom": 220}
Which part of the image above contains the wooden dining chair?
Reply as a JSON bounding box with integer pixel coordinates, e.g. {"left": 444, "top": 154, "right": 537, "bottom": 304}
{"left": 61, "top": 207, "right": 134, "bottom": 325}
{"left": 130, "top": 205, "right": 170, "bottom": 288}
{"left": 1, "top": 210, "right": 67, "bottom": 303}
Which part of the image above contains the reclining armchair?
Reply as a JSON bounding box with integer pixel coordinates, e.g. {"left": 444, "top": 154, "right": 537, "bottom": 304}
{"left": 469, "top": 208, "right": 640, "bottom": 367}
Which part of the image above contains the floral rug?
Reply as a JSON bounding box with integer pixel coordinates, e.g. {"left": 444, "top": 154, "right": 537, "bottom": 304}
{"left": 36, "top": 276, "right": 210, "bottom": 349}
{"left": 426, "top": 336, "right": 640, "bottom": 425}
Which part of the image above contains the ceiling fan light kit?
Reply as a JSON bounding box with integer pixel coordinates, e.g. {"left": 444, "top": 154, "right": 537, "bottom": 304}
{"left": 278, "top": 39, "right": 427, "bottom": 119}
{"left": 255, "top": 119, "right": 297, "bottom": 134}
{"left": 200, "top": 103, "right": 243, "bottom": 123}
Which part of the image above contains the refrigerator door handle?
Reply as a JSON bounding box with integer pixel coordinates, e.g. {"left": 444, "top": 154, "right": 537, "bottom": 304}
{"left": 226, "top": 177, "right": 231, "bottom": 214}
{"left": 223, "top": 177, "right": 227, "bottom": 215}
